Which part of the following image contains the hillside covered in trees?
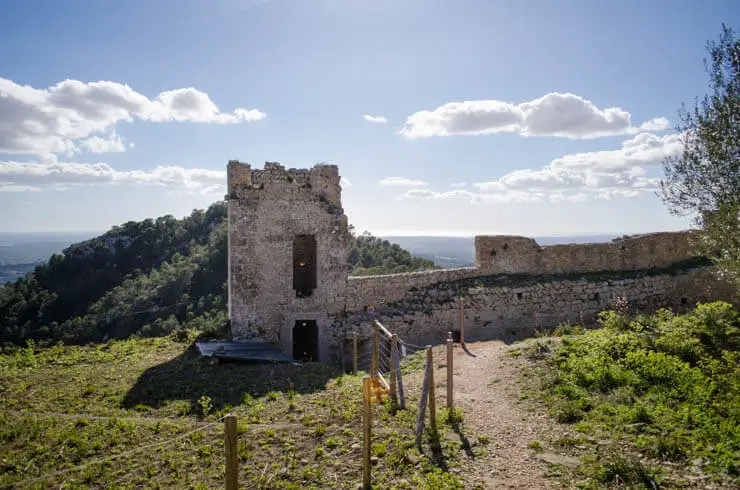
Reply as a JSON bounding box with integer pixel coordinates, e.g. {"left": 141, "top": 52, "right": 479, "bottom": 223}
{"left": 0, "top": 203, "right": 436, "bottom": 347}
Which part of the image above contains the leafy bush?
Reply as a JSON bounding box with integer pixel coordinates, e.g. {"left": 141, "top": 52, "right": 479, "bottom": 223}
{"left": 537, "top": 302, "right": 740, "bottom": 481}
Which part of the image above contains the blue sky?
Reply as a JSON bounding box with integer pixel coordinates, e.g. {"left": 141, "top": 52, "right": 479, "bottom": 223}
{"left": 0, "top": 0, "right": 737, "bottom": 236}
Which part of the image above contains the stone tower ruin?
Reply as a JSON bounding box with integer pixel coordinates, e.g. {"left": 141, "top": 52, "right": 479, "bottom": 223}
{"left": 226, "top": 161, "right": 350, "bottom": 362}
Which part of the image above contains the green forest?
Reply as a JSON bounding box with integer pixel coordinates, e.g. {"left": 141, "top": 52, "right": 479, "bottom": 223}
{"left": 0, "top": 203, "right": 436, "bottom": 347}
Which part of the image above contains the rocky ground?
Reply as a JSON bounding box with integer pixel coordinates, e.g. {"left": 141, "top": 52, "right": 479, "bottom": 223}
{"left": 413, "top": 339, "right": 571, "bottom": 489}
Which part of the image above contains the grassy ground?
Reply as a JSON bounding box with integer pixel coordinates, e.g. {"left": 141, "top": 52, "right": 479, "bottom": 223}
{"left": 513, "top": 301, "right": 740, "bottom": 489}
{"left": 0, "top": 332, "right": 479, "bottom": 489}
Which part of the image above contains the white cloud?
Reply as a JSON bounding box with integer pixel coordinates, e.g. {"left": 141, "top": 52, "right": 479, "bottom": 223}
{"left": 403, "top": 188, "right": 544, "bottom": 203}
{"left": 79, "top": 132, "right": 126, "bottom": 153}
{"left": 379, "top": 176, "right": 428, "bottom": 187}
{"left": 0, "top": 158, "right": 226, "bottom": 193}
{"left": 0, "top": 183, "right": 42, "bottom": 192}
{"left": 400, "top": 92, "right": 668, "bottom": 139}
{"left": 639, "top": 117, "right": 670, "bottom": 132}
{"left": 340, "top": 176, "right": 352, "bottom": 188}
{"left": 403, "top": 132, "right": 681, "bottom": 203}
{"left": 363, "top": 114, "right": 387, "bottom": 124}
{"left": 450, "top": 182, "right": 466, "bottom": 187}
{"left": 0, "top": 77, "right": 265, "bottom": 157}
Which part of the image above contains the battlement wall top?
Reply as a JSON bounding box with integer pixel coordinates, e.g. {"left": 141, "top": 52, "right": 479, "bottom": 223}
{"left": 474, "top": 230, "right": 697, "bottom": 275}
{"left": 227, "top": 160, "right": 342, "bottom": 206}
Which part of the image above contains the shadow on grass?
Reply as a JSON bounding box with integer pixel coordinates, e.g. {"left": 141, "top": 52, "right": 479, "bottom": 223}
{"left": 122, "top": 344, "right": 342, "bottom": 413}
{"left": 451, "top": 420, "right": 475, "bottom": 459}
{"left": 426, "top": 427, "right": 448, "bottom": 472}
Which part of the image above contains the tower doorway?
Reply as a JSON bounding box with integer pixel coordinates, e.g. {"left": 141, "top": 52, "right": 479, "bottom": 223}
{"left": 293, "top": 320, "right": 318, "bottom": 361}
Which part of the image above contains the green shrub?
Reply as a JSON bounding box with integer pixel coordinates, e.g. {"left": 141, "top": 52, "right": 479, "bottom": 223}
{"left": 529, "top": 302, "right": 740, "bottom": 483}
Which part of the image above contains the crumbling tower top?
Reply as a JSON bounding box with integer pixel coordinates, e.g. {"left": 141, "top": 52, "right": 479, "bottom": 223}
{"left": 227, "top": 160, "right": 342, "bottom": 209}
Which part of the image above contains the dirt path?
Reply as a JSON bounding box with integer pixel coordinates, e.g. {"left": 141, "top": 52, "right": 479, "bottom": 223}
{"left": 433, "top": 340, "right": 562, "bottom": 489}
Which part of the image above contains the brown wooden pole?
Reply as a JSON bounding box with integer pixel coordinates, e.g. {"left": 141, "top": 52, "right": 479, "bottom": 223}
{"left": 362, "top": 376, "right": 372, "bottom": 489}
{"left": 371, "top": 323, "right": 379, "bottom": 375}
{"left": 389, "top": 334, "right": 398, "bottom": 406}
{"left": 427, "top": 347, "right": 436, "bottom": 429}
{"left": 459, "top": 296, "right": 465, "bottom": 346}
{"left": 446, "top": 332, "right": 453, "bottom": 410}
{"left": 353, "top": 331, "right": 358, "bottom": 375}
{"left": 224, "top": 415, "right": 238, "bottom": 490}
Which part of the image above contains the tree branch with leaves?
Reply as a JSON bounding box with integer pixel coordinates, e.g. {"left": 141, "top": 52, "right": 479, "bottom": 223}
{"left": 660, "top": 23, "right": 740, "bottom": 288}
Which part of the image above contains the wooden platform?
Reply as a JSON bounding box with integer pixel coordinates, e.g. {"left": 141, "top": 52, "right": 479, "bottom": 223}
{"left": 195, "top": 340, "right": 297, "bottom": 363}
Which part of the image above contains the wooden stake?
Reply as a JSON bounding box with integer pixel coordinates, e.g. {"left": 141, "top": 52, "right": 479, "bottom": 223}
{"left": 427, "top": 347, "right": 436, "bottom": 429}
{"left": 459, "top": 296, "right": 465, "bottom": 346}
{"left": 224, "top": 414, "right": 238, "bottom": 490}
{"left": 389, "top": 334, "right": 398, "bottom": 406}
{"left": 362, "top": 376, "right": 372, "bottom": 489}
{"left": 353, "top": 331, "right": 358, "bottom": 375}
{"left": 394, "top": 336, "right": 406, "bottom": 409}
{"left": 446, "top": 332, "right": 453, "bottom": 410}
{"left": 371, "top": 322, "right": 379, "bottom": 375}
{"left": 414, "top": 351, "right": 431, "bottom": 448}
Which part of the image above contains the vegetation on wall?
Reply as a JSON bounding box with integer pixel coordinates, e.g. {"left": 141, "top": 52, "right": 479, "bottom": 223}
{"left": 0, "top": 204, "right": 436, "bottom": 346}
{"left": 520, "top": 301, "right": 740, "bottom": 487}
{"left": 660, "top": 24, "right": 740, "bottom": 289}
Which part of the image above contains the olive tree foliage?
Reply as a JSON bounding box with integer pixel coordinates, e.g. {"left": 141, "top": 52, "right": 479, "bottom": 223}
{"left": 660, "top": 24, "right": 740, "bottom": 288}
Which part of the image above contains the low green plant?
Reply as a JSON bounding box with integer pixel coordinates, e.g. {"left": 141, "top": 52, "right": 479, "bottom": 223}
{"left": 527, "top": 440, "right": 543, "bottom": 452}
{"left": 441, "top": 407, "right": 464, "bottom": 425}
{"left": 197, "top": 395, "right": 213, "bottom": 418}
{"left": 524, "top": 302, "right": 740, "bottom": 484}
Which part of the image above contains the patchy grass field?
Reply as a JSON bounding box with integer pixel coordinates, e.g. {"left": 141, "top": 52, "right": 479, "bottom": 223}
{"left": 0, "top": 333, "right": 478, "bottom": 489}
{"left": 515, "top": 301, "right": 740, "bottom": 489}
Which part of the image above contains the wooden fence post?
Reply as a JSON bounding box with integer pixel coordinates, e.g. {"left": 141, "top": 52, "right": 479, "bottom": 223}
{"left": 362, "top": 376, "right": 372, "bottom": 489}
{"left": 459, "top": 296, "right": 465, "bottom": 346}
{"left": 414, "top": 349, "right": 431, "bottom": 448}
{"left": 224, "top": 414, "right": 238, "bottom": 490}
{"left": 371, "top": 322, "right": 379, "bottom": 375}
{"left": 389, "top": 334, "right": 398, "bottom": 407}
{"left": 427, "top": 346, "right": 436, "bottom": 430}
{"left": 446, "top": 332, "right": 453, "bottom": 410}
{"left": 353, "top": 331, "right": 358, "bottom": 375}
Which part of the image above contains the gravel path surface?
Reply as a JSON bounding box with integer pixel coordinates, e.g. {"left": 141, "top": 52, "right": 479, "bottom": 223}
{"left": 430, "top": 340, "right": 564, "bottom": 489}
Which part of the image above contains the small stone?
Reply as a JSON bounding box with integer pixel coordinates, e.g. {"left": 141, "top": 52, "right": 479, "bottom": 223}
{"left": 536, "top": 452, "right": 581, "bottom": 468}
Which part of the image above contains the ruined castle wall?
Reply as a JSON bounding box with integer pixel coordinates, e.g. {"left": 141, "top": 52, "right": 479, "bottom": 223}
{"left": 475, "top": 231, "right": 696, "bottom": 274}
{"left": 228, "top": 162, "right": 350, "bottom": 360}
{"left": 346, "top": 231, "right": 701, "bottom": 312}
{"left": 344, "top": 268, "right": 736, "bottom": 350}
{"left": 345, "top": 267, "right": 479, "bottom": 311}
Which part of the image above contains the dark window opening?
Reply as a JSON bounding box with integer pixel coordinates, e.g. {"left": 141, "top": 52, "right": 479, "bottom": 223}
{"left": 451, "top": 330, "right": 462, "bottom": 343}
{"left": 490, "top": 249, "right": 497, "bottom": 257}
{"left": 293, "top": 320, "right": 318, "bottom": 361}
{"left": 593, "top": 293, "right": 600, "bottom": 301}
{"left": 680, "top": 297, "right": 688, "bottom": 306}
{"left": 293, "top": 235, "right": 317, "bottom": 297}
{"left": 517, "top": 292, "right": 523, "bottom": 300}
{"left": 502, "top": 243, "right": 509, "bottom": 251}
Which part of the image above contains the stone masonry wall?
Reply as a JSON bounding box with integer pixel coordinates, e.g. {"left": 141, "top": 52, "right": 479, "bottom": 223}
{"left": 339, "top": 231, "right": 737, "bottom": 364}
{"left": 474, "top": 231, "right": 695, "bottom": 274}
{"left": 346, "top": 232, "right": 702, "bottom": 312}
{"left": 227, "top": 161, "right": 350, "bottom": 361}
{"left": 341, "top": 267, "right": 736, "bottom": 361}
